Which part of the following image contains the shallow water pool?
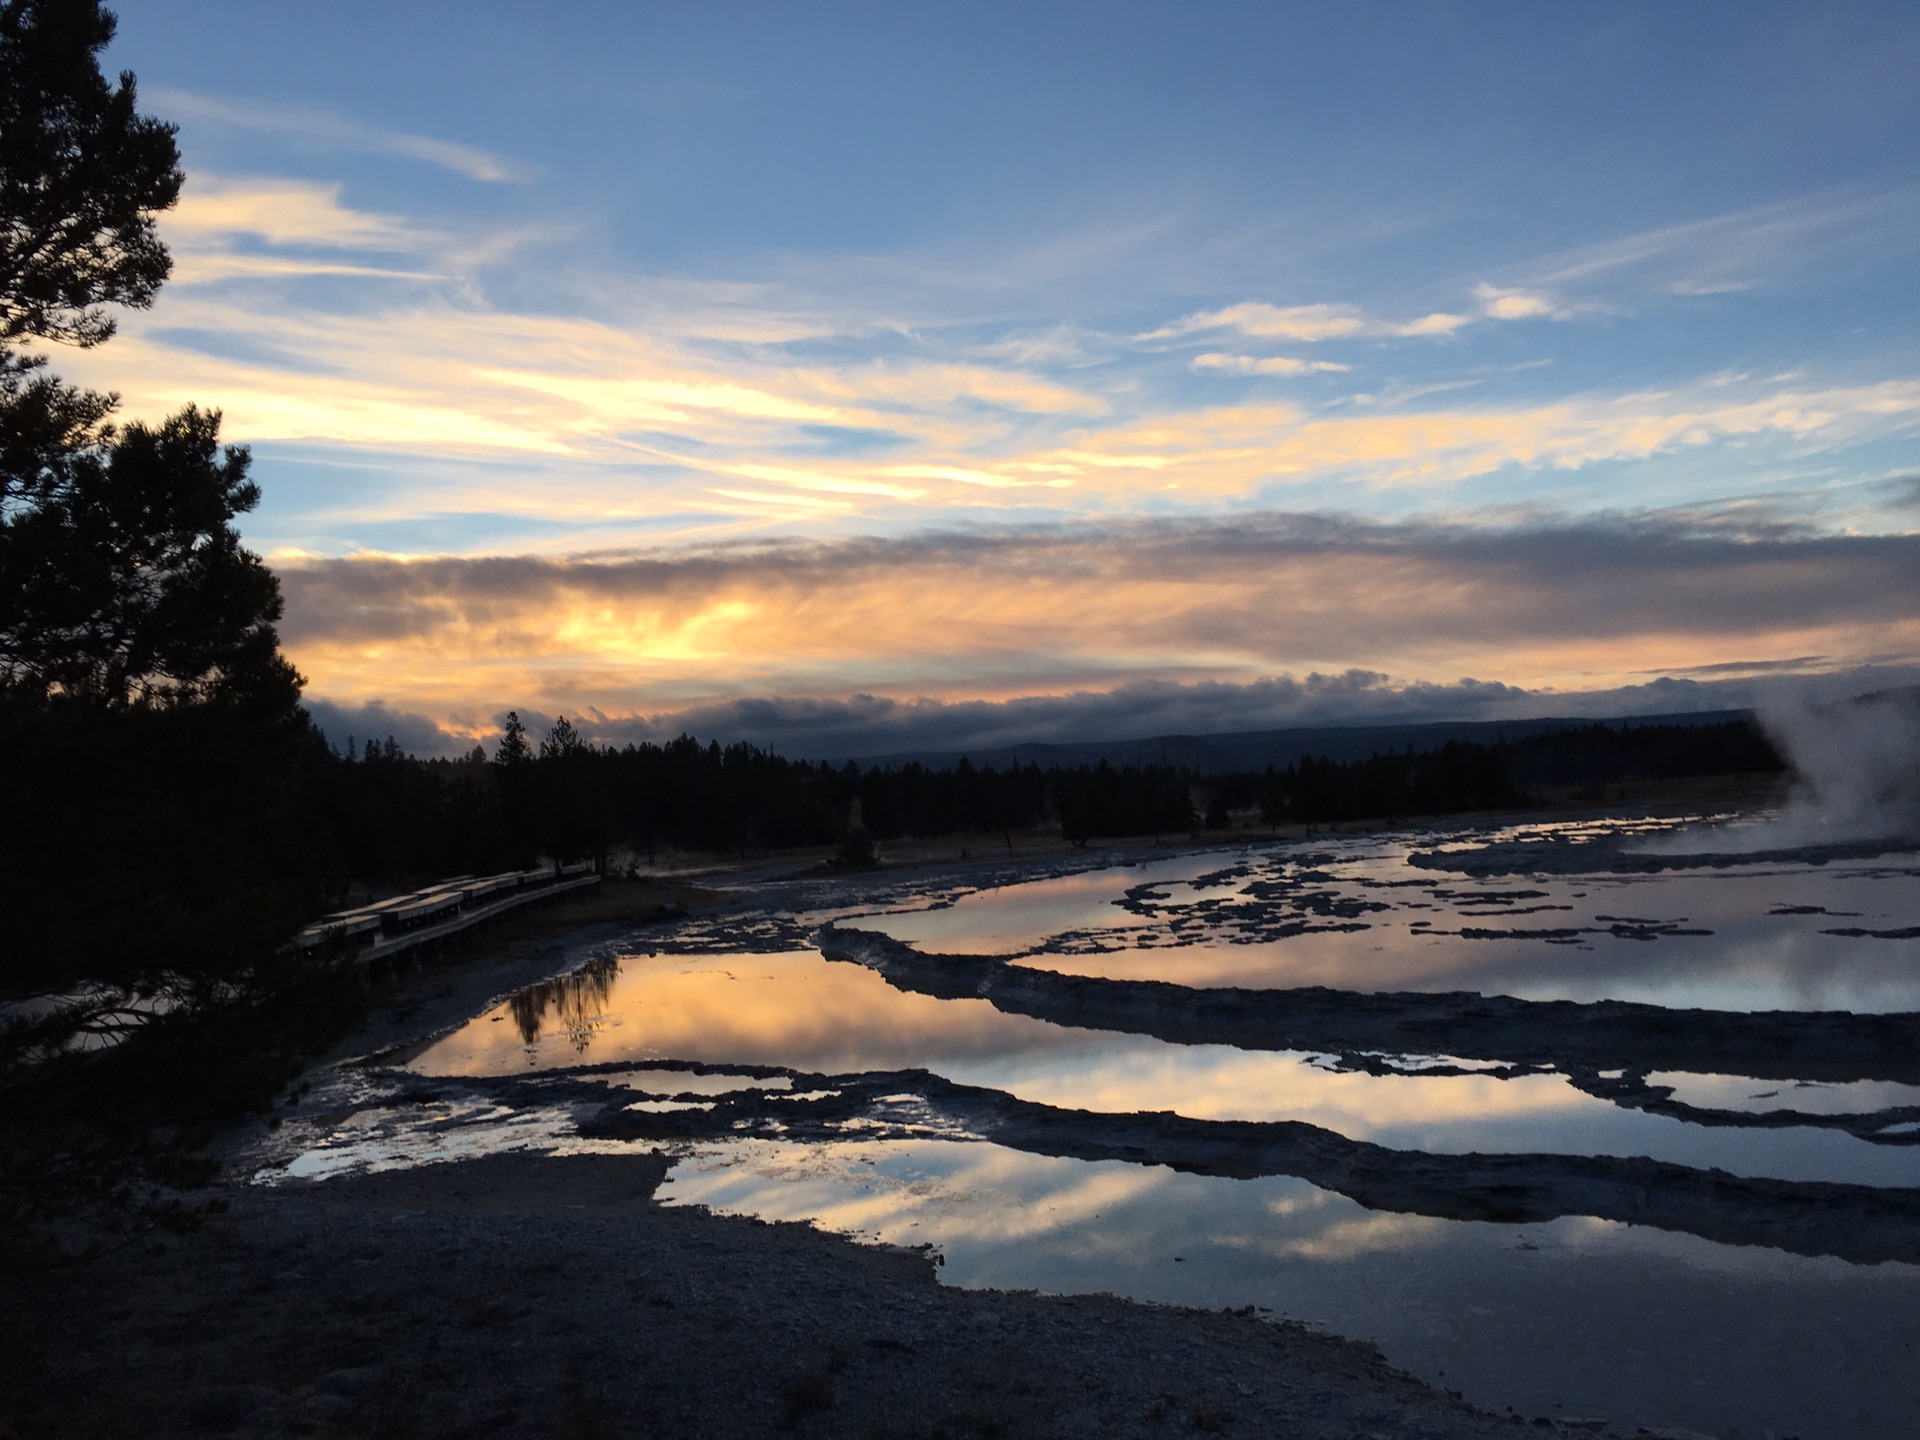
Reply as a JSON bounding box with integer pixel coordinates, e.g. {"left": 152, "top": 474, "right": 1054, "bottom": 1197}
{"left": 299, "top": 816, "right": 1920, "bottom": 1439}
{"left": 857, "top": 830, "right": 1920, "bottom": 1012}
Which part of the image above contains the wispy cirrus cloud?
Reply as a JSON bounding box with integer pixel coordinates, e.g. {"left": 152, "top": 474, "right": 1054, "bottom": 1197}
{"left": 1484, "top": 188, "right": 1920, "bottom": 309}
{"left": 1143, "top": 300, "right": 1469, "bottom": 344}
{"left": 156, "top": 170, "right": 560, "bottom": 282}
{"left": 74, "top": 294, "right": 1920, "bottom": 543}
{"left": 49, "top": 168, "right": 1920, "bottom": 558}
{"left": 153, "top": 90, "right": 530, "bottom": 182}
{"left": 166, "top": 175, "right": 427, "bottom": 250}
{"left": 1471, "top": 283, "right": 1578, "bottom": 321}
{"left": 82, "top": 168, "right": 1920, "bottom": 542}
{"left": 1192, "top": 353, "right": 1350, "bottom": 376}
{"left": 1157, "top": 280, "right": 1592, "bottom": 353}
{"left": 1006, "top": 379, "right": 1920, "bottom": 495}
{"left": 156, "top": 174, "right": 457, "bottom": 288}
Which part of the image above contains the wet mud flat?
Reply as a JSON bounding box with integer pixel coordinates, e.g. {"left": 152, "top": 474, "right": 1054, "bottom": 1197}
{"left": 1, "top": 1152, "right": 1553, "bottom": 1440}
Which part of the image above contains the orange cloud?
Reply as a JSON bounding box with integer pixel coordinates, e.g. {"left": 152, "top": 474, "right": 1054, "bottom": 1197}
{"left": 275, "top": 520, "right": 1920, "bottom": 732}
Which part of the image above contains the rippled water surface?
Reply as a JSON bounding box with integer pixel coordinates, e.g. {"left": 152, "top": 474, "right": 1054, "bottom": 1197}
{"left": 333, "top": 817, "right": 1920, "bottom": 1438}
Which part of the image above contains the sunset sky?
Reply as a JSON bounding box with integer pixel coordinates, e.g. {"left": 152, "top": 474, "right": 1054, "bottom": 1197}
{"left": 79, "top": 2, "right": 1920, "bottom": 756}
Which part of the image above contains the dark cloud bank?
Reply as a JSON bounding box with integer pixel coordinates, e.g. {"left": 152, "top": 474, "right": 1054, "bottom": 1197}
{"left": 290, "top": 512, "right": 1920, "bottom": 761}
{"left": 307, "top": 665, "right": 1920, "bottom": 764}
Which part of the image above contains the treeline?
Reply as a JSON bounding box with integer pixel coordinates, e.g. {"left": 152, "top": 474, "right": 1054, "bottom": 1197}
{"left": 1247, "top": 718, "right": 1783, "bottom": 827}
{"left": 298, "top": 713, "right": 1788, "bottom": 888}
{"left": 1, "top": 693, "right": 322, "bottom": 999}
{"left": 0, "top": 697, "right": 1789, "bottom": 1004}
{"left": 1500, "top": 718, "right": 1785, "bottom": 791}
{"left": 308, "top": 720, "right": 1053, "bottom": 883}
{"left": 1256, "top": 740, "right": 1524, "bottom": 825}
{"left": 2, "top": 687, "right": 1790, "bottom": 1000}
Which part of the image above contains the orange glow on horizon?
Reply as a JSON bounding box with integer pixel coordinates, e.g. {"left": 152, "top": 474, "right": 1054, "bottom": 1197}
{"left": 278, "top": 544, "right": 1920, "bottom": 732}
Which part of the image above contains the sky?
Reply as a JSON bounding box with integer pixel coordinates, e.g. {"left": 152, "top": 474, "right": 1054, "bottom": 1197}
{"left": 67, "top": 1, "right": 1920, "bottom": 757}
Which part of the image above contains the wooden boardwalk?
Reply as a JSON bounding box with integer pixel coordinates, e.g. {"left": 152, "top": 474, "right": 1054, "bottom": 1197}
{"left": 297, "top": 863, "right": 600, "bottom": 964}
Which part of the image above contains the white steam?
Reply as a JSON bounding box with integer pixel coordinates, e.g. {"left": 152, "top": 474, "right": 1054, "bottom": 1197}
{"left": 1651, "top": 689, "right": 1920, "bottom": 854}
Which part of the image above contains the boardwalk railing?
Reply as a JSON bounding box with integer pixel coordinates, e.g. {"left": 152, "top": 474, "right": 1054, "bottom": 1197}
{"left": 296, "top": 863, "right": 599, "bottom": 964}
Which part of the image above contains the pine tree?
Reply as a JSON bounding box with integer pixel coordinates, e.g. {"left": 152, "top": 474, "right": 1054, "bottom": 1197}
{"left": 0, "top": 2, "right": 317, "bottom": 1007}
{"left": 0, "top": 0, "right": 180, "bottom": 351}
{"left": 495, "top": 710, "right": 532, "bottom": 765}
{"left": 0, "top": 1, "right": 296, "bottom": 714}
{"left": 540, "top": 714, "right": 582, "bottom": 759}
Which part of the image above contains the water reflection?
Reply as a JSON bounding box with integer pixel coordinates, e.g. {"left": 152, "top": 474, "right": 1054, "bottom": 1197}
{"left": 851, "top": 864, "right": 1175, "bottom": 954}
{"left": 507, "top": 953, "right": 620, "bottom": 1050}
{"left": 420, "top": 946, "right": 1920, "bottom": 1186}
{"left": 268, "top": 1098, "right": 605, "bottom": 1182}
{"left": 660, "top": 1137, "right": 1920, "bottom": 1440}
{"left": 372, "top": 816, "right": 1920, "bottom": 1440}
{"left": 420, "top": 950, "right": 1102, "bottom": 1076}
{"left": 599, "top": 1068, "right": 792, "bottom": 1096}
{"left": 863, "top": 836, "right": 1920, "bottom": 1012}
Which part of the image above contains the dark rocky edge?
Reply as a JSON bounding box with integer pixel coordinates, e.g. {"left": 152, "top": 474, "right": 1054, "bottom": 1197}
{"left": 1406, "top": 834, "right": 1920, "bottom": 877}
{"left": 343, "top": 1047, "right": 1920, "bottom": 1267}
{"left": 424, "top": 1058, "right": 1920, "bottom": 1268}
{"left": 1551, "top": 1065, "right": 1920, "bottom": 1144}
{"left": 814, "top": 924, "right": 1920, "bottom": 1086}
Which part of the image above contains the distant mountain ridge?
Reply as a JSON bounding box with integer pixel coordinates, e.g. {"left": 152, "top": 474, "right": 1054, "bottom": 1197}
{"left": 832, "top": 708, "right": 1758, "bottom": 775}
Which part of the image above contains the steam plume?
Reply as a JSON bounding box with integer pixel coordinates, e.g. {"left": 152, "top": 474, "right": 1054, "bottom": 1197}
{"left": 1651, "top": 688, "right": 1920, "bottom": 854}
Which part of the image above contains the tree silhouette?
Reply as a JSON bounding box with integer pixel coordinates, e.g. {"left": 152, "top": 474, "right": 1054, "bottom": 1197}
{"left": 0, "top": 2, "right": 294, "bottom": 715}
{"left": 0, "top": 404, "right": 300, "bottom": 708}
{"left": 540, "top": 714, "right": 583, "bottom": 760}
{"left": 0, "top": 2, "right": 316, "bottom": 1017}
{"left": 0, "top": 0, "right": 181, "bottom": 349}
{"left": 495, "top": 709, "right": 532, "bottom": 765}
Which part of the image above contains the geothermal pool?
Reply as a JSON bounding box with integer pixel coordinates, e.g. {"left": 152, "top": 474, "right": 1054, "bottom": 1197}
{"left": 281, "top": 815, "right": 1920, "bottom": 1439}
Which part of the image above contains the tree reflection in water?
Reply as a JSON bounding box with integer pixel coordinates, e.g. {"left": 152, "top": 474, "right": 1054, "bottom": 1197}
{"left": 508, "top": 955, "right": 621, "bottom": 1052}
